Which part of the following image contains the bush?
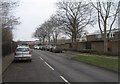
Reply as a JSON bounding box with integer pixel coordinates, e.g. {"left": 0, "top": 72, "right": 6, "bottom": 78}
{"left": 2, "top": 41, "right": 17, "bottom": 56}
{"left": 63, "top": 48, "right": 77, "bottom": 51}
{"left": 63, "top": 48, "right": 118, "bottom": 56}
{"left": 78, "top": 49, "right": 97, "bottom": 53}
{"left": 63, "top": 48, "right": 97, "bottom": 53}
{"left": 95, "top": 51, "right": 118, "bottom": 56}
{"left": 63, "top": 48, "right": 69, "bottom": 51}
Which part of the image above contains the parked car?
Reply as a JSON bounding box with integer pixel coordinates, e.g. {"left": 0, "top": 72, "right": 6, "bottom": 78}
{"left": 34, "top": 45, "right": 40, "bottom": 49}
{"left": 45, "top": 45, "right": 52, "bottom": 51}
{"left": 52, "top": 46, "right": 63, "bottom": 53}
{"left": 45, "top": 45, "right": 50, "bottom": 51}
{"left": 14, "top": 46, "right": 32, "bottom": 62}
{"left": 41, "top": 45, "right": 46, "bottom": 50}
{"left": 49, "top": 45, "right": 54, "bottom": 52}
{"left": 39, "top": 45, "right": 43, "bottom": 50}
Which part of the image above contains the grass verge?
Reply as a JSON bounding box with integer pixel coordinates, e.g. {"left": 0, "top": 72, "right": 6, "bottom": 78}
{"left": 72, "top": 55, "right": 118, "bottom": 72}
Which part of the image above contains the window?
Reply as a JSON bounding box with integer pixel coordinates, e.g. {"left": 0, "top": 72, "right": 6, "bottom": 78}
{"left": 86, "top": 42, "right": 91, "bottom": 49}
{"left": 17, "top": 48, "right": 29, "bottom": 52}
{"left": 107, "top": 33, "right": 109, "bottom": 38}
{"left": 111, "top": 34, "right": 112, "bottom": 37}
{"left": 113, "top": 34, "right": 115, "bottom": 37}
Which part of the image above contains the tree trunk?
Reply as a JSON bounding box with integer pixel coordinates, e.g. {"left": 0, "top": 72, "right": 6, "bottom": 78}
{"left": 55, "top": 35, "right": 58, "bottom": 46}
{"left": 55, "top": 38, "right": 57, "bottom": 45}
{"left": 73, "top": 33, "right": 77, "bottom": 43}
{"left": 104, "top": 22, "right": 108, "bottom": 52}
{"left": 43, "top": 38, "right": 45, "bottom": 45}
{"left": 73, "top": 33, "right": 77, "bottom": 50}
{"left": 39, "top": 38, "right": 41, "bottom": 44}
{"left": 48, "top": 36, "right": 50, "bottom": 45}
{"left": 71, "top": 34, "right": 73, "bottom": 43}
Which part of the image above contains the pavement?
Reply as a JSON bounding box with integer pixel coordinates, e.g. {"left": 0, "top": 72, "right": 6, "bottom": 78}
{"left": 0, "top": 56, "right": 2, "bottom": 84}
{"left": 2, "top": 53, "right": 14, "bottom": 73}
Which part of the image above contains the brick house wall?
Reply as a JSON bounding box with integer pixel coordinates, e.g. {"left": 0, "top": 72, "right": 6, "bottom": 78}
{"left": 60, "top": 42, "right": 86, "bottom": 50}
{"left": 86, "top": 41, "right": 119, "bottom": 55}
{"left": 60, "top": 43, "right": 71, "bottom": 49}
{"left": 85, "top": 30, "right": 120, "bottom": 55}
{"left": 109, "top": 41, "right": 119, "bottom": 55}
{"left": 60, "top": 30, "right": 119, "bottom": 55}
{"left": 71, "top": 42, "right": 86, "bottom": 49}
{"left": 91, "top": 41, "right": 104, "bottom": 52}
{"left": 60, "top": 41, "right": 119, "bottom": 55}
{"left": 87, "top": 35, "right": 96, "bottom": 41}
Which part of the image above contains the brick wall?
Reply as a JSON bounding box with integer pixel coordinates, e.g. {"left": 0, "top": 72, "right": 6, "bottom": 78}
{"left": 87, "top": 35, "right": 96, "bottom": 41}
{"left": 60, "top": 41, "right": 119, "bottom": 55}
{"left": 109, "top": 41, "right": 119, "bottom": 55}
{"left": 91, "top": 42, "right": 104, "bottom": 52}
{"left": 91, "top": 41, "right": 119, "bottom": 55}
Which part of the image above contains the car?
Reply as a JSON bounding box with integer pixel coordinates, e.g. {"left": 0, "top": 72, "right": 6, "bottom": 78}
{"left": 45, "top": 45, "right": 52, "bottom": 51}
{"left": 41, "top": 45, "right": 46, "bottom": 50}
{"left": 14, "top": 46, "right": 32, "bottom": 62}
{"left": 34, "top": 45, "right": 40, "bottom": 49}
{"left": 52, "top": 46, "right": 63, "bottom": 53}
{"left": 49, "top": 45, "right": 54, "bottom": 52}
{"left": 39, "top": 45, "right": 43, "bottom": 50}
{"left": 45, "top": 45, "right": 50, "bottom": 51}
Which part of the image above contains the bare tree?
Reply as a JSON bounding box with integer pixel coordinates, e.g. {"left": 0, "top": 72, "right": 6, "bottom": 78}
{"left": 49, "top": 14, "right": 63, "bottom": 45}
{"left": 34, "top": 14, "right": 62, "bottom": 45}
{"left": 1, "top": 0, "right": 20, "bottom": 42}
{"left": 1, "top": 0, "right": 20, "bottom": 29}
{"left": 91, "top": 1, "right": 120, "bottom": 52}
{"left": 33, "top": 30, "right": 42, "bottom": 43}
{"left": 34, "top": 25, "right": 47, "bottom": 45}
{"left": 42, "top": 20, "right": 53, "bottom": 45}
{"left": 56, "top": 0, "right": 95, "bottom": 44}
{"left": 52, "top": 27, "right": 62, "bottom": 45}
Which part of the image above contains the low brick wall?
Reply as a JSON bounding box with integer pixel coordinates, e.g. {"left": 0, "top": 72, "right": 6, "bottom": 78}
{"left": 2, "top": 53, "right": 14, "bottom": 73}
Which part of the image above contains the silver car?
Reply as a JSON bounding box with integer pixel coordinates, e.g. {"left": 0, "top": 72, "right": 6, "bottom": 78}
{"left": 14, "top": 46, "right": 32, "bottom": 62}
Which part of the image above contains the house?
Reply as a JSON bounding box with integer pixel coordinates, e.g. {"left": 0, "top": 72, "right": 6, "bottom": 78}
{"left": 87, "top": 29, "right": 119, "bottom": 41}
{"left": 86, "top": 29, "right": 120, "bottom": 55}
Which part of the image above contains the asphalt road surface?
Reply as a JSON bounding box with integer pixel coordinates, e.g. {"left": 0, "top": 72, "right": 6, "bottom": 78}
{"left": 2, "top": 49, "right": 118, "bottom": 83}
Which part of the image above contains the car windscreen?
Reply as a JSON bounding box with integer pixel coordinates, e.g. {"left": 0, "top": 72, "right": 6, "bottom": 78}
{"left": 16, "top": 48, "right": 29, "bottom": 52}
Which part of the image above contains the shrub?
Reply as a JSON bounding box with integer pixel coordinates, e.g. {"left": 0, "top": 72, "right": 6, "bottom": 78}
{"left": 63, "top": 48, "right": 118, "bottom": 56}
{"left": 78, "top": 49, "right": 97, "bottom": 53}
{"left": 2, "top": 41, "right": 17, "bottom": 56}
{"left": 95, "top": 51, "right": 118, "bottom": 56}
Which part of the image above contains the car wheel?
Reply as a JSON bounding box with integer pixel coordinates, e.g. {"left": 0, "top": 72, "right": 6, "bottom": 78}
{"left": 29, "top": 59, "right": 32, "bottom": 62}
{"left": 14, "top": 60, "right": 19, "bottom": 63}
{"left": 14, "top": 60, "right": 17, "bottom": 63}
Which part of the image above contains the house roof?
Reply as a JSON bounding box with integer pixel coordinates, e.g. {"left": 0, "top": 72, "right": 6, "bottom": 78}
{"left": 87, "top": 28, "right": 119, "bottom": 36}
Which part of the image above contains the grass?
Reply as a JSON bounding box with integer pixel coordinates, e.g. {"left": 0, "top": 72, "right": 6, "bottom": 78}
{"left": 73, "top": 55, "right": 118, "bottom": 72}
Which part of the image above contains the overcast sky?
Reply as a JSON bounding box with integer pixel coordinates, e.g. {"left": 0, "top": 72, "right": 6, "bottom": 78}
{"left": 13, "top": 0, "right": 118, "bottom": 41}
{"left": 13, "top": 0, "right": 58, "bottom": 41}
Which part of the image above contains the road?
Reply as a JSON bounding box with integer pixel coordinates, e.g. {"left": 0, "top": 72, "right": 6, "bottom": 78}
{"left": 2, "top": 49, "right": 118, "bottom": 83}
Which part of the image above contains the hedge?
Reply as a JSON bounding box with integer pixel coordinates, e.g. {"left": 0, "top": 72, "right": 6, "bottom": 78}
{"left": 63, "top": 48, "right": 118, "bottom": 56}
{"left": 2, "top": 42, "right": 17, "bottom": 56}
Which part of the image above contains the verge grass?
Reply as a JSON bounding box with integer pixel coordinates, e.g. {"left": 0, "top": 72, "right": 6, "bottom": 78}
{"left": 73, "top": 55, "right": 118, "bottom": 72}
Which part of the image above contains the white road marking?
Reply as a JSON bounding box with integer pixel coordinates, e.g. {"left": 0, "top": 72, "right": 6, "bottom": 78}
{"left": 40, "top": 57, "right": 44, "bottom": 61}
{"left": 60, "top": 75, "right": 70, "bottom": 84}
{"left": 45, "top": 62, "right": 54, "bottom": 70}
